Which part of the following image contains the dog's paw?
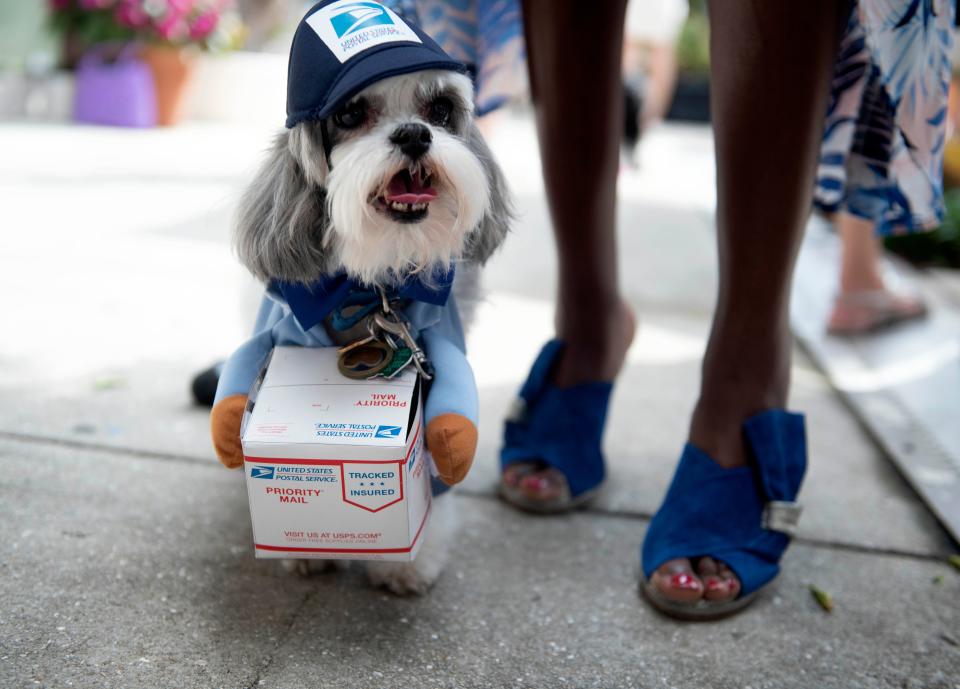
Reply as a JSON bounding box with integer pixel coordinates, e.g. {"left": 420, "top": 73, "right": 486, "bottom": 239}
{"left": 365, "top": 492, "right": 457, "bottom": 595}
{"left": 280, "top": 558, "right": 345, "bottom": 576}
{"left": 365, "top": 559, "right": 441, "bottom": 596}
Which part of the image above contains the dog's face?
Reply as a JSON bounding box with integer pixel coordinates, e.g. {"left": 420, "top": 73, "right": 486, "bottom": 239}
{"left": 236, "top": 70, "right": 510, "bottom": 287}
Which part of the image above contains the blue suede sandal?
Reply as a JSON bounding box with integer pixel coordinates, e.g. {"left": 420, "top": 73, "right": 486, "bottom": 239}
{"left": 499, "top": 340, "right": 613, "bottom": 513}
{"left": 641, "top": 409, "right": 806, "bottom": 620}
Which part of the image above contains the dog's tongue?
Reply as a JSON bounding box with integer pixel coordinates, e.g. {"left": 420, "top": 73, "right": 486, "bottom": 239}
{"left": 385, "top": 169, "right": 436, "bottom": 204}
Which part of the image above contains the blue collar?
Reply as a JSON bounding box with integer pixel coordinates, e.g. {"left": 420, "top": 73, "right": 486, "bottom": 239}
{"left": 271, "top": 268, "right": 454, "bottom": 332}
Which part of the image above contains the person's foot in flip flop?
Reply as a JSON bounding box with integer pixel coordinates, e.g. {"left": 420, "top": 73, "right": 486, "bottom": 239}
{"left": 827, "top": 288, "right": 927, "bottom": 335}
{"left": 500, "top": 299, "right": 636, "bottom": 508}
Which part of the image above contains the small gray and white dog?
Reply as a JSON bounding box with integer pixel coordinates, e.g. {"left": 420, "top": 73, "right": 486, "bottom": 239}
{"left": 233, "top": 69, "right": 511, "bottom": 594}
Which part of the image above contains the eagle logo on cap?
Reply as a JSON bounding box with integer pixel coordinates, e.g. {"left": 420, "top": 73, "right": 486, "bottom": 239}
{"left": 330, "top": 2, "right": 394, "bottom": 38}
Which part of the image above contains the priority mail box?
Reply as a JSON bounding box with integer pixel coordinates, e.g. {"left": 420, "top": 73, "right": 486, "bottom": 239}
{"left": 241, "top": 346, "right": 430, "bottom": 561}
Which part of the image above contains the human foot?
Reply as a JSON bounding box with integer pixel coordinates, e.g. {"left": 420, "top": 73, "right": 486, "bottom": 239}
{"left": 641, "top": 411, "right": 807, "bottom": 620}
{"left": 827, "top": 288, "right": 927, "bottom": 334}
{"left": 648, "top": 556, "right": 740, "bottom": 607}
{"left": 651, "top": 348, "right": 790, "bottom": 607}
{"left": 500, "top": 301, "right": 635, "bottom": 509}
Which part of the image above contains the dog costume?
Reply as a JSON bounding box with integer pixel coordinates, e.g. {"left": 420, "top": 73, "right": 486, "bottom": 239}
{"left": 210, "top": 0, "right": 480, "bottom": 485}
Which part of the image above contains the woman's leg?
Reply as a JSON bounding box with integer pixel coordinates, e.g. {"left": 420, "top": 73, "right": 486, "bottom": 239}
{"left": 651, "top": 0, "right": 854, "bottom": 603}
{"left": 837, "top": 212, "right": 885, "bottom": 291}
{"left": 502, "top": 0, "right": 635, "bottom": 502}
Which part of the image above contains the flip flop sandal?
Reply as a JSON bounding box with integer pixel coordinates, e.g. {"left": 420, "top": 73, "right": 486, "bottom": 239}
{"left": 827, "top": 289, "right": 927, "bottom": 335}
{"left": 641, "top": 409, "right": 806, "bottom": 621}
{"left": 499, "top": 340, "right": 612, "bottom": 514}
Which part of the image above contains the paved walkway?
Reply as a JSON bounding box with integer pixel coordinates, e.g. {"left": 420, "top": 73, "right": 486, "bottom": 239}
{"left": 1, "top": 116, "right": 958, "bottom": 689}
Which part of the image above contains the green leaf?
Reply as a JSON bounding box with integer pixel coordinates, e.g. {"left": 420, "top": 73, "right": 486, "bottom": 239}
{"left": 932, "top": 575, "right": 945, "bottom": 585}
{"left": 93, "top": 377, "right": 125, "bottom": 391}
{"left": 948, "top": 554, "right": 960, "bottom": 572}
{"left": 809, "top": 585, "right": 834, "bottom": 612}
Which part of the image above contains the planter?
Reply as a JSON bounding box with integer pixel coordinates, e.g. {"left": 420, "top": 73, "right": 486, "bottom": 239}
{"left": 141, "top": 45, "right": 197, "bottom": 126}
{"left": 73, "top": 44, "right": 156, "bottom": 128}
{"left": 666, "top": 71, "right": 711, "bottom": 123}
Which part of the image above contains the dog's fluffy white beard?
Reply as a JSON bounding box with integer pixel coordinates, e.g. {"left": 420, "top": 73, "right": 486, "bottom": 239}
{"left": 325, "top": 126, "right": 490, "bottom": 286}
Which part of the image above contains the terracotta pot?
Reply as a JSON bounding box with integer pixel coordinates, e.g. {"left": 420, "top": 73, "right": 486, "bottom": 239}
{"left": 141, "top": 45, "right": 197, "bottom": 126}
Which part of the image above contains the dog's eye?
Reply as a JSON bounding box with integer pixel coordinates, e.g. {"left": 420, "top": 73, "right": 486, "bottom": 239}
{"left": 427, "top": 97, "right": 454, "bottom": 127}
{"left": 333, "top": 100, "right": 367, "bottom": 129}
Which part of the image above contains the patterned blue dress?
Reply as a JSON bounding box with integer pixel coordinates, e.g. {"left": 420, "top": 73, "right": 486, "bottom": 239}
{"left": 390, "top": 0, "right": 953, "bottom": 236}
{"left": 384, "top": 0, "right": 526, "bottom": 116}
{"left": 815, "top": 0, "right": 955, "bottom": 235}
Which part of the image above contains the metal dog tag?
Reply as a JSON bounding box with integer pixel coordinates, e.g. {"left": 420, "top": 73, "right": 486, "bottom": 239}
{"left": 337, "top": 339, "right": 394, "bottom": 379}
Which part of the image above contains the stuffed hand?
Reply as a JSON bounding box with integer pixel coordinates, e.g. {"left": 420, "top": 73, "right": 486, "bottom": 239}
{"left": 211, "top": 394, "right": 248, "bottom": 469}
{"left": 426, "top": 413, "right": 477, "bottom": 485}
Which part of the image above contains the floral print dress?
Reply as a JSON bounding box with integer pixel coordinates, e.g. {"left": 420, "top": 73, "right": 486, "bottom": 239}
{"left": 384, "top": 0, "right": 526, "bottom": 116}
{"left": 389, "top": 0, "right": 953, "bottom": 235}
{"left": 815, "top": 0, "right": 955, "bottom": 235}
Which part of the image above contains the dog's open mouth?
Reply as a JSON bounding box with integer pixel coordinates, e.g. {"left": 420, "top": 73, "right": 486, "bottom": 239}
{"left": 374, "top": 168, "right": 436, "bottom": 223}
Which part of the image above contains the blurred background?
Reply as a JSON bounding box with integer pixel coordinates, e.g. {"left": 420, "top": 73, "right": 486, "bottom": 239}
{"left": 1, "top": 2, "right": 959, "bottom": 687}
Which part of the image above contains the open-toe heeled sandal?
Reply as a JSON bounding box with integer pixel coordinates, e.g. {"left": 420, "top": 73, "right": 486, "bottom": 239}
{"left": 641, "top": 409, "right": 807, "bottom": 620}
{"left": 499, "top": 340, "right": 613, "bottom": 514}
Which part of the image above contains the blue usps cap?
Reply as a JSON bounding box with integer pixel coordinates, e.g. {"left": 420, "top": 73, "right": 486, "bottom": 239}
{"left": 285, "top": 0, "right": 467, "bottom": 128}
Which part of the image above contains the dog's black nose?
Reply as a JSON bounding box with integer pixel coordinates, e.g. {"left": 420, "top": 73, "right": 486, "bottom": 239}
{"left": 390, "top": 123, "right": 432, "bottom": 159}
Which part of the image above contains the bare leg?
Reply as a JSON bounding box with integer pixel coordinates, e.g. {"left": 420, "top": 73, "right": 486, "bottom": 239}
{"left": 642, "top": 42, "right": 679, "bottom": 128}
{"left": 827, "top": 212, "right": 926, "bottom": 333}
{"left": 502, "top": 0, "right": 636, "bottom": 502}
{"left": 651, "top": 0, "right": 853, "bottom": 603}
{"left": 837, "top": 212, "right": 885, "bottom": 291}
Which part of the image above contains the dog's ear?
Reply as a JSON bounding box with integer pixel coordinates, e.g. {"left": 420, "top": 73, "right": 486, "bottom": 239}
{"left": 461, "top": 121, "right": 512, "bottom": 264}
{"left": 234, "top": 124, "right": 330, "bottom": 284}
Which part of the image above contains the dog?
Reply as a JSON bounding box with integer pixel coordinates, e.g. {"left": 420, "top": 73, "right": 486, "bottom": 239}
{"left": 213, "top": 64, "right": 511, "bottom": 594}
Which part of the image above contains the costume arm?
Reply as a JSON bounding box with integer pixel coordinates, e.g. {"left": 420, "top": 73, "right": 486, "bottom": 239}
{"left": 421, "top": 327, "right": 478, "bottom": 427}
{"left": 419, "top": 301, "right": 478, "bottom": 485}
{"left": 211, "top": 326, "right": 276, "bottom": 468}
{"left": 213, "top": 328, "right": 276, "bottom": 405}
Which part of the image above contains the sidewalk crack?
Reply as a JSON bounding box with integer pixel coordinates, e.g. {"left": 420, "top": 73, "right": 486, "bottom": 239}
{"left": 245, "top": 586, "right": 318, "bottom": 689}
{"left": 0, "top": 430, "right": 212, "bottom": 467}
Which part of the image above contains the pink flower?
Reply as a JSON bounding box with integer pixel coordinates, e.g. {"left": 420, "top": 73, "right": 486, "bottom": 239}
{"left": 48, "top": 0, "right": 72, "bottom": 11}
{"left": 188, "top": 10, "right": 218, "bottom": 40}
{"left": 114, "top": 0, "right": 149, "bottom": 27}
{"left": 166, "top": 0, "right": 194, "bottom": 14}
{"left": 153, "top": 12, "right": 189, "bottom": 41}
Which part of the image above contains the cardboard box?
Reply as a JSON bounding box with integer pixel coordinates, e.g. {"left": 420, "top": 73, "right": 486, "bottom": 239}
{"left": 240, "top": 346, "right": 430, "bottom": 561}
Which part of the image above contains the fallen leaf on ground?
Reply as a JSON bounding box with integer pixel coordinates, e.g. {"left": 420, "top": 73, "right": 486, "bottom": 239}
{"left": 94, "top": 377, "right": 126, "bottom": 391}
{"left": 809, "top": 585, "right": 834, "bottom": 612}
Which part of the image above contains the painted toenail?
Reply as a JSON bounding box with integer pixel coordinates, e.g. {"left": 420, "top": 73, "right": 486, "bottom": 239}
{"left": 521, "top": 475, "right": 550, "bottom": 493}
{"left": 669, "top": 573, "right": 702, "bottom": 590}
{"left": 705, "top": 578, "right": 726, "bottom": 593}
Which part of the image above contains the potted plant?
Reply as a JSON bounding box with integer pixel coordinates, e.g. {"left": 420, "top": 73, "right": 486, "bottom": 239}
{"left": 48, "top": 0, "right": 241, "bottom": 126}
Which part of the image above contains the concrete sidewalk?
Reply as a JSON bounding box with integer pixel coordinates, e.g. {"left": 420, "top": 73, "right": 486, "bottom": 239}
{"left": 1, "top": 115, "right": 958, "bottom": 689}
